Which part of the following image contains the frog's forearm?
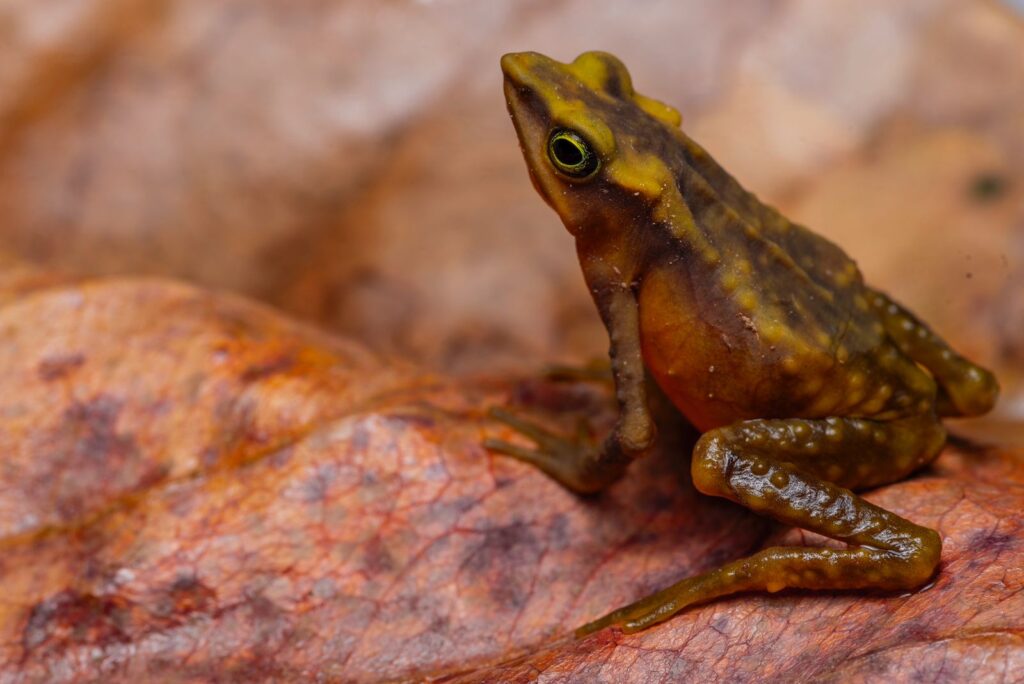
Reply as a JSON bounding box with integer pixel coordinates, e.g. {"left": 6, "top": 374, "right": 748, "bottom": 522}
{"left": 867, "top": 288, "right": 998, "bottom": 416}
{"left": 601, "top": 286, "right": 655, "bottom": 454}
{"left": 485, "top": 286, "right": 654, "bottom": 495}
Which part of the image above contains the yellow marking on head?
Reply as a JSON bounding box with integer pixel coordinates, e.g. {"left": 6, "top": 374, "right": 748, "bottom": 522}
{"left": 634, "top": 93, "right": 682, "bottom": 127}
{"left": 545, "top": 98, "right": 617, "bottom": 158}
{"left": 568, "top": 51, "right": 621, "bottom": 91}
{"left": 605, "top": 151, "right": 667, "bottom": 195}
{"left": 568, "top": 52, "right": 681, "bottom": 128}
{"left": 720, "top": 272, "right": 739, "bottom": 292}
{"left": 608, "top": 150, "right": 719, "bottom": 262}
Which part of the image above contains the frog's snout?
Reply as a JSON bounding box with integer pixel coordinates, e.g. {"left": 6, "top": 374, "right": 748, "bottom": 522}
{"left": 500, "top": 52, "right": 535, "bottom": 88}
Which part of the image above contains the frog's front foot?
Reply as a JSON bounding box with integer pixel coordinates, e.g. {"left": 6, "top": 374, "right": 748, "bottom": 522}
{"left": 484, "top": 407, "right": 628, "bottom": 494}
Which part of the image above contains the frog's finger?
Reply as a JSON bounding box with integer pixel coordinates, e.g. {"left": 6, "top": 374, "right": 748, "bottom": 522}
{"left": 484, "top": 435, "right": 605, "bottom": 493}
{"left": 481, "top": 438, "right": 540, "bottom": 462}
{"left": 542, "top": 360, "right": 613, "bottom": 384}
{"left": 487, "top": 407, "right": 565, "bottom": 447}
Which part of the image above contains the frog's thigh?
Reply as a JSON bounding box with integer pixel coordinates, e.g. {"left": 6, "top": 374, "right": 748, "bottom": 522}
{"left": 579, "top": 416, "right": 943, "bottom": 635}
{"left": 867, "top": 288, "right": 998, "bottom": 416}
{"left": 725, "top": 415, "right": 946, "bottom": 490}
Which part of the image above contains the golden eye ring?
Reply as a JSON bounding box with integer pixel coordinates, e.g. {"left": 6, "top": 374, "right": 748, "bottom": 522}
{"left": 547, "top": 129, "right": 599, "bottom": 179}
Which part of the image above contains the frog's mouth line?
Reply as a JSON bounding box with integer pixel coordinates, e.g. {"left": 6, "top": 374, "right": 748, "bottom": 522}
{"left": 502, "top": 78, "right": 556, "bottom": 208}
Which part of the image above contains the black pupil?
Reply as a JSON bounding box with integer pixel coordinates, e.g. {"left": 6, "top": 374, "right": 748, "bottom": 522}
{"left": 553, "top": 136, "right": 585, "bottom": 167}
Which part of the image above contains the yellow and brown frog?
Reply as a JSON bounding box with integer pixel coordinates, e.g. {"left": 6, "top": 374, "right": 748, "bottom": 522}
{"left": 487, "top": 51, "right": 999, "bottom": 635}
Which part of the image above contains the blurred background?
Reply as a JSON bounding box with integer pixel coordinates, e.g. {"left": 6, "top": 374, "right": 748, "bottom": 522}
{"left": 1, "top": 0, "right": 1022, "bottom": 420}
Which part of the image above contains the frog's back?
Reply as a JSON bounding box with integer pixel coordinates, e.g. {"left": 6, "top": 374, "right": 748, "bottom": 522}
{"left": 640, "top": 133, "right": 935, "bottom": 429}
{"left": 673, "top": 132, "right": 863, "bottom": 311}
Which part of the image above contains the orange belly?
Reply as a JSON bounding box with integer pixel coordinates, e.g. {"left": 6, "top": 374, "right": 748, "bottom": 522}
{"left": 637, "top": 265, "right": 771, "bottom": 432}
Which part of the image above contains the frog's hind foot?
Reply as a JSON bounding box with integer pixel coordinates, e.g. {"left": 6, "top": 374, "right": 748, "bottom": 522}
{"left": 577, "top": 415, "right": 945, "bottom": 635}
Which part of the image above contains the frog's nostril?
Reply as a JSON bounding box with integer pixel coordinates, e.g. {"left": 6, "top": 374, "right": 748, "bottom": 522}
{"left": 500, "top": 52, "right": 544, "bottom": 85}
{"left": 501, "top": 59, "right": 530, "bottom": 92}
{"left": 500, "top": 53, "right": 517, "bottom": 70}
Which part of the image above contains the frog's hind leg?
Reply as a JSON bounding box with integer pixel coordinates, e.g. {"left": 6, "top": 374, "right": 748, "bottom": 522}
{"left": 577, "top": 414, "right": 945, "bottom": 636}
{"left": 867, "top": 288, "right": 999, "bottom": 417}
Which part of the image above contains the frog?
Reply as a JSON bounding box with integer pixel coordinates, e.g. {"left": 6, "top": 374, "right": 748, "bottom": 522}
{"left": 486, "top": 50, "right": 1000, "bottom": 636}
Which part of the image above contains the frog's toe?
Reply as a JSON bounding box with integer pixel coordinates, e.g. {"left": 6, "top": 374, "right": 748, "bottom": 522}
{"left": 576, "top": 579, "right": 702, "bottom": 637}
{"left": 621, "top": 600, "right": 684, "bottom": 633}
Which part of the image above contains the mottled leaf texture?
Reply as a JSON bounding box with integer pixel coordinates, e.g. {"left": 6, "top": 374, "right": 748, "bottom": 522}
{"left": 0, "top": 273, "right": 1021, "bottom": 683}
{"left": 0, "top": 0, "right": 1023, "bottom": 682}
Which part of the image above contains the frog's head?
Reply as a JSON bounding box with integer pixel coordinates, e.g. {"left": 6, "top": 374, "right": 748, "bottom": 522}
{"left": 500, "top": 51, "right": 684, "bottom": 239}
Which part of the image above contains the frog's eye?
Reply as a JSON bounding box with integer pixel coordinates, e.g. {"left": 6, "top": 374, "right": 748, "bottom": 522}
{"left": 547, "top": 129, "right": 600, "bottom": 179}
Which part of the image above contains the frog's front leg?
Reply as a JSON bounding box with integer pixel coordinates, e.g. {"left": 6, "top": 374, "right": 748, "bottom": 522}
{"left": 578, "top": 414, "right": 944, "bottom": 635}
{"left": 485, "top": 286, "right": 655, "bottom": 494}
{"left": 867, "top": 288, "right": 999, "bottom": 417}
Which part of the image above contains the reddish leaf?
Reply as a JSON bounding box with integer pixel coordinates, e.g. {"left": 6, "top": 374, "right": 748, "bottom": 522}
{"left": 0, "top": 275, "right": 1021, "bottom": 682}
